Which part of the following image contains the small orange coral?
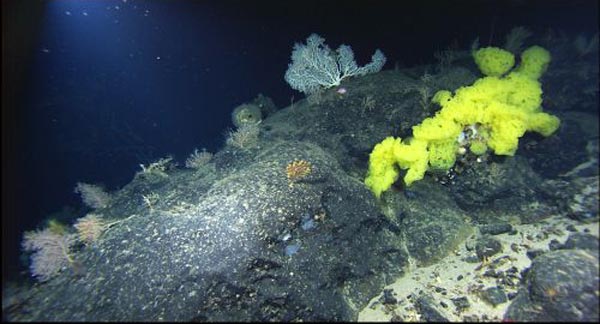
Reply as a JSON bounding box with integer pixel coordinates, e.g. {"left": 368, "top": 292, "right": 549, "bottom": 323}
{"left": 286, "top": 160, "right": 312, "bottom": 182}
{"left": 74, "top": 214, "right": 107, "bottom": 245}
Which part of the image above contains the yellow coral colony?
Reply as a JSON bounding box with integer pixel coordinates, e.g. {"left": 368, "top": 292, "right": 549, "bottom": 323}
{"left": 365, "top": 45, "right": 560, "bottom": 197}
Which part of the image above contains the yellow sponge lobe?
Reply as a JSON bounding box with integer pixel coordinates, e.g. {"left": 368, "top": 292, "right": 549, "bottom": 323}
{"left": 364, "top": 137, "right": 401, "bottom": 198}
{"left": 473, "top": 47, "right": 515, "bottom": 77}
{"left": 514, "top": 45, "right": 551, "bottom": 80}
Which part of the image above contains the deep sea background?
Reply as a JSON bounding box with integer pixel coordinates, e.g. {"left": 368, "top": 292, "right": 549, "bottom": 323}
{"left": 2, "top": 0, "right": 597, "bottom": 282}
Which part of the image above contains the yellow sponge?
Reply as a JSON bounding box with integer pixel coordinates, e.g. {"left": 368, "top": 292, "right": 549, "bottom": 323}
{"left": 473, "top": 47, "right": 515, "bottom": 77}
{"left": 364, "top": 45, "right": 560, "bottom": 196}
{"left": 364, "top": 137, "right": 401, "bottom": 198}
{"left": 514, "top": 45, "right": 551, "bottom": 80}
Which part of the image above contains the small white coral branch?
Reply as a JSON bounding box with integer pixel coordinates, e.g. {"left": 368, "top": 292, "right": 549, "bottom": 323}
{"left": 185, "top": 148, "right": 213, "bottom": 169}
{"left": 74, "top": 182, "right": 111, "bottom": 209}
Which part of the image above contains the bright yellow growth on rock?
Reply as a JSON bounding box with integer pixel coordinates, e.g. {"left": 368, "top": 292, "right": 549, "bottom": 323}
{"left": 365, "top": 45, "right": 560, "bottom": 197}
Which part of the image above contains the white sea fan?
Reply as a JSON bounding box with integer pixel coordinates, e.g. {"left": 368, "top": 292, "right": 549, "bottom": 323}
{"left": 284, "top": 33, "right": 386, "bottom": 95}
{"left": 22, "top": 229, "right": 76, "bottom": 281}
